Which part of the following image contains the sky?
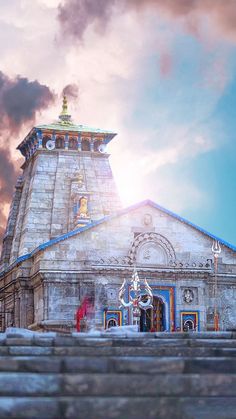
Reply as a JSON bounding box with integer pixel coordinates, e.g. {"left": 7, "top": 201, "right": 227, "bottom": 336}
{"left": 0, "top": 0, "right": 236, "bottom": 247}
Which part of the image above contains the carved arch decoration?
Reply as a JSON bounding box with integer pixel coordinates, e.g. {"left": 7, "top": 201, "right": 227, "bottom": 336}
{"left": 129, "top": 232, "right": 176, "bottom": 266}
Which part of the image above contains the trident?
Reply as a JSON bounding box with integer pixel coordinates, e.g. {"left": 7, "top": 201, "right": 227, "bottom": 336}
{"left": 119, "top": 269, "right": 153, "bottom": 330}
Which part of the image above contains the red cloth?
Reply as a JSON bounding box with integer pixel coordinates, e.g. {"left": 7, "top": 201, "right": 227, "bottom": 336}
{"left": 76, "top": 298, "right": 93, "bottom": 332}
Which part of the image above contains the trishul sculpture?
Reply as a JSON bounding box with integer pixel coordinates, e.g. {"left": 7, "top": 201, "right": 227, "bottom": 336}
{"left": 212, "top": 240, "right": 221, "bottom": 331}
{"left": 119, "top": 269, "right": 153, "bottom": 330}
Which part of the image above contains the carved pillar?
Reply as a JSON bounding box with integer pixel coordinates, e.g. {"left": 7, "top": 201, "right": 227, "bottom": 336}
{"left": 52, "top": 132, "right": 56, "bottom": 148}
{"left": 43, "top": 282, "right": 49, "bottom": 321}
{"left": 65, "top": 133, "right": 69, "bottom": 150}
{"left": 19, "top": 288, "right": 33, "bottom": 328}
{"left": 15, "top": 294, "right": 20, "bottom": 327}
{"left": 77, "top": 134, "right": 81, "bottom": 151}
{"left": 90, "top": 136, "right": 94, "bottom": 152}
{"left": 36, "top": 130, "right": 42, "bottom": 149}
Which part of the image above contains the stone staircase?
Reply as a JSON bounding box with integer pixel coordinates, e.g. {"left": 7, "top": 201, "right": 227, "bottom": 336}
{"left": 0, "top": 330, "right": 236, "bottom": 418}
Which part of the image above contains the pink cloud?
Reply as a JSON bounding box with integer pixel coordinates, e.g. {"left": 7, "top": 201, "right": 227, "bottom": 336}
{"left": 159, "top": 53, "right": 173, "bottom": 78}
{"left": 58, "top": 0, "right": 236, "bottom": 44}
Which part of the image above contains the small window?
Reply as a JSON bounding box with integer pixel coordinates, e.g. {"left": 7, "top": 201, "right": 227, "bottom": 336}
{"left": 94, "top": 140, "right": 102, "bottom": 152}
{"left": 42, "top": 136, "right": 51, "bottom": 148}
{"left": 69, "top": 138, "right": 77, "bottom": 150}
{"left": 56, "top": 137, "right": 64, "bottom": 149}
{"left": 81, "top": 139, "right": 90, "bottom": 151}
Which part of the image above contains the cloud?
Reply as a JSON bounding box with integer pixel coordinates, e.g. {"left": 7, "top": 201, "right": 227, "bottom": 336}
{"left": 0, "top": 70, "right": 55, "bottom": 250}
{"left": 58, "top": 0, "right": 118, "bottom": 39}
{"left": 159, "top": 52, "right": 173, "bottom": 78}
{"left": 0, "top": 71, "right": 55, "bottom": 132}
{"left": 62, "top": 83, "right": 79, "bottom": 99}
{"left": 0, "top": 147, "right": 19, "bottom": 247}
{"left": 0, "top": 0, "right": 234, "bottom": 252}
{"left": 58, "top": 0, "right": 236, "bottom": 44}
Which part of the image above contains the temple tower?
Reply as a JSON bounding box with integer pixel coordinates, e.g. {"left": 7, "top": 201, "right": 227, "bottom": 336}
{"left": 1, "top": 97, "right": 121, "bottom": 268}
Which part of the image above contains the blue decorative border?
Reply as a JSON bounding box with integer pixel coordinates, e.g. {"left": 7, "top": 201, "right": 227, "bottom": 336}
{"left": 103, "top": 308, "right": 123, "bottom": 329}
{"left": 180, "top": 310, "right": 200, "bottom": 331}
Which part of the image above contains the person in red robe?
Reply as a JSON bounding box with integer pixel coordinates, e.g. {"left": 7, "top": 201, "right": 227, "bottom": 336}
{"left": 76, "top": 297, "right": 94, "bottom": 332}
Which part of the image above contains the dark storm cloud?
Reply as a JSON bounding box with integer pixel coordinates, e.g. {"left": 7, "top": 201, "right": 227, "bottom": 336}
{"left": 0, "top": 147, "right": 18, "bottom": 245}
{"left": 62, "top": 83, "right": 79, "bottom": 99}
{"left": 0, "top": 71, "right": 54, "bottom": 131}
{"left": 58, "top": 0, "right": 236, "bottom": 43}
{"left": 0, "top": 71, "right": 55, "bottom": 248}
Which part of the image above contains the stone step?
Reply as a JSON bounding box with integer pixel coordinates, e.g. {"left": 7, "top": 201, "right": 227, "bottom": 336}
{"left": 0, "top": 396, "right": 235, "bottom": 419}
{"left": 0, "top": 372, "right": 235, "bottom": 397}
{"left": 52, "top": 345, "right": 236, "bottom": 357}
{"left": 2, "top": 336, "right": 236, "bottom": 348}
{"left": 0, "top": 356, "right": 235, "bottom": 374}
{"left": 60, "top": 373, "right": 236, "bottom": 397}
{"left": 51, "top": 346, "right": 236, "bottom": 357}
{"left": 3, "top": 331, "right": 236, "bottom": 341}
{"left": 2, "top": 344, "right": 236, "bottom": 357}
{"left": 0, "top": 333, "right": 236, "bottom": 348}
{"left": 0, "top": 332, "right": 235, "bottom": 418}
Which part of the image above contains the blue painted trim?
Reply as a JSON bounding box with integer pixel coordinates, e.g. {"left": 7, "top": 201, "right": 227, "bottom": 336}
{"left": 1, "top": 199, "right": 235, "bottom": 278}
{"left": 180, "top": 309, "right": 200, "bottom": 331}
{"left": 144, "top": 200, "right": 236, "bottom": 252}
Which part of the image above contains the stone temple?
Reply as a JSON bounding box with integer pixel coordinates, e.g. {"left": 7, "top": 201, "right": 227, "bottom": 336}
{"left": 0, "top": 97, "right": 236, "bottom": 333}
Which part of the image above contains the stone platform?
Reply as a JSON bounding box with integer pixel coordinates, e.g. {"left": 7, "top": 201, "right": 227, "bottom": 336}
{"left": 0, "top": 331, "right": 236, "bottom": 418}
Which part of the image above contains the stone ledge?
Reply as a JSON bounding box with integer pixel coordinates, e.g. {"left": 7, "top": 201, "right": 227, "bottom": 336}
{"left": 3, "top": 328, "right": 236, "bottom": 340}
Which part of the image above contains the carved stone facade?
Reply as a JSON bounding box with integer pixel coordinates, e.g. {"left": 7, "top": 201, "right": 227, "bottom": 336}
{"left": 0, "top": 103, "right": 236, "bottom": 333}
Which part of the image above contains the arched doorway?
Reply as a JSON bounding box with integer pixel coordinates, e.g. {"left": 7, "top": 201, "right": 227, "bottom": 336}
{"left": 107, "top": 318, "right": 117, "bottom": 328}
{"left": 183, "top": 319, "right": 194, "bottom": 331}
{"left": 140, "top": 296, "right": 165, "bottom": 332}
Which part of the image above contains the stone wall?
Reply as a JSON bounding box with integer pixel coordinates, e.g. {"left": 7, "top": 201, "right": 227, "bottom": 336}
{"left": 3, "top": 149, "right": 121, "bottom": 262}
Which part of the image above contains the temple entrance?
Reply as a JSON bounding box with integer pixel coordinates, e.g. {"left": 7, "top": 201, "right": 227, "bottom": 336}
{"left": 183, "top": 319, "right": 194, "bottom": 331}
{"left": 107, "top": 319, "right": 117, "bottom": 328}
{"left": 140, "top": 296, "right": 165, "bottom": 332}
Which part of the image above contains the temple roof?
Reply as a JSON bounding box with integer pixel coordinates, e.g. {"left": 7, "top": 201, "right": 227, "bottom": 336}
{"left": 1, "top": 199, "right": 235, "bottom": 277}
{"left": 17, "top": 96, "right": 117, "bottom": 151}
{"left": 35, "top": 121, "right": 116, "bottom": 135}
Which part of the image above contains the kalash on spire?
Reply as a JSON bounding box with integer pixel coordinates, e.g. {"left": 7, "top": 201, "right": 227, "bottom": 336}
{"left": 16, "top": 95, "right": 117, "bottom": 160}
{"left": 58, "top": 95, "right": 72, "bottom": 125}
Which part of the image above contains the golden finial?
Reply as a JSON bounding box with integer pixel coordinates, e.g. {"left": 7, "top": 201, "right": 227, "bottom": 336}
{"left": 61, "top": 95, "right": 68, "bottom": 115}
{"left": 59, "top": 95, "right": 72, "bottom": 124}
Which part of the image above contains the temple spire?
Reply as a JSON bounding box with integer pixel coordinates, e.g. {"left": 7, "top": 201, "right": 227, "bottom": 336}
{"left": 59, "top": 95, "right": 72, "bottom": 125}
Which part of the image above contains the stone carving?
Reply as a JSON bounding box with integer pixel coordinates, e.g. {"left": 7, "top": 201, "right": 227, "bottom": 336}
{"left": 129, "top": 232, "right": 176, "bottom": 265}
{"left": 137, "top": 242, "right": 167, "bottom": 265}
{"left": 77, "top": 196, "right": 89, "bottom": 218}
{"left": 183, "top": 288, "right": 194, "bottom": 304}
{"left": 206, "top": 307, "right": 214, "bottom": 323}
{"left": 90, "top": 256, "right": 212, "bottom": 271}
{"left": 91, "top": 256, "right": 132, "bottom": 266}
{"left": 106, "top": 288, "right": 117, "bottom": 301}
{"left": 71, "top": 172, "right": 86, "bottom": 196}
{"left": 143, "top": 213, "right": 152, "bottom": 226}
{"left": 76, "top": 173, "right": 84, "bottom": 188}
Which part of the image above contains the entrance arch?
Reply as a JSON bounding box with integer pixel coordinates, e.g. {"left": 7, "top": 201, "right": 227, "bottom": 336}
{"left": 140, "top": 296, "right": 165, "bottom": 332}
{"left": 107, "top": 318, "right": 118, "bottom": 328}
{"left": 183, "top": 319, "right": 194, "bottom": 331}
